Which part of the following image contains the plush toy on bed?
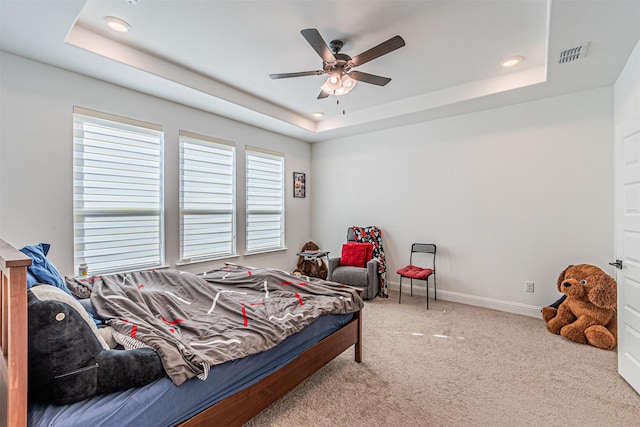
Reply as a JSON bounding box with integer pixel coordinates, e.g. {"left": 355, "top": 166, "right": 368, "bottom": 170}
{"left": 541, "top": 264, "right": 617, "bottom": 350}
{"left": 28, "top": 285, "right": 165, "bottom": 405}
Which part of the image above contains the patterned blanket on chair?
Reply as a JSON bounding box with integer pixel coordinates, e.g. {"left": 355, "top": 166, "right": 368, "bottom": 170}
{"left": 351, "top": 226, "right": 388, "bottom": 297}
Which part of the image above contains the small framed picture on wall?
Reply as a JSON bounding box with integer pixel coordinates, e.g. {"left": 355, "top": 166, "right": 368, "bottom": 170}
{"left": 293, "top": 172, "right": 306, "bottom": 198}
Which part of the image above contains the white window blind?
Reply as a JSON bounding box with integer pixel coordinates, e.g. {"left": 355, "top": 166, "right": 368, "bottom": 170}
{"left": 73, "top": 107, "right": 164, "bottom": 274}
{"left": 246, "top": 148, "right": 285, "bottom": 253}
{"left": 179, "top": 131, "right": 236, "bottom": 262}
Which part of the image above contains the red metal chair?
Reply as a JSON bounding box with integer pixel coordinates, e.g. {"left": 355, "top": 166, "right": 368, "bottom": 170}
{"left": 397, "top": 243, "right": 436, "bottom": 309}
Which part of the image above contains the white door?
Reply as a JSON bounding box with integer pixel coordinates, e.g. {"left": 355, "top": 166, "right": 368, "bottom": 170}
{"left": 615, "top": 120, "right": 640, "bottom": 394}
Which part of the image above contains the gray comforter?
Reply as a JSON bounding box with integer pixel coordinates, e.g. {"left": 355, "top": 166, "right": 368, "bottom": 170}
{"left": 90, "top": 266, "right": 363, "bottom": 385}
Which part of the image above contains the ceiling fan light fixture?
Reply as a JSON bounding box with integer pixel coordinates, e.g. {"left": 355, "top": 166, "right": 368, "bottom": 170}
{"left": 342, "top": 74, "right": 356, "bottom": 89}
{"left": 320, "top": 73, "right": 357, "bottom": 96}
{"left": 320, "top": 81, "right": 334, "bottom": 95}
{"left": 333, "top": 87, "right": 348, "bottom": 96}
{"left": 104, "top": 16, "right": 131, "bottom": 33}
{"left": 326, "top": 73, "right": 342, "bottom": 90}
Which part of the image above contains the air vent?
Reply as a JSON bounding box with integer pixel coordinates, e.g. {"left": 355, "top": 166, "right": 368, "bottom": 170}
{"left": 558, "top": 43, "right": 589, "bottom": 64}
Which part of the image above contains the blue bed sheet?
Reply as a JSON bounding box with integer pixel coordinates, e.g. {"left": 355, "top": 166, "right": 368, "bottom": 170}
{"left": 28, "top": 313, "right": 353, "bottom": 427}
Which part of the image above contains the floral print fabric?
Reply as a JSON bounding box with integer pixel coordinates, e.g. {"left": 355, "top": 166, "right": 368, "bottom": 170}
{"left": 350, "top": 226, "right": 388, "bottom": 298}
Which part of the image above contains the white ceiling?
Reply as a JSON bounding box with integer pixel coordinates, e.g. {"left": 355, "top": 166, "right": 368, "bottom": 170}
{"left": 1, "top": 0, "right": 639, "bottom": 142}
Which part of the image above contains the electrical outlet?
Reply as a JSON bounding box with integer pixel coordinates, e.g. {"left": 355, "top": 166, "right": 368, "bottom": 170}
{"left": 525, "top": 281, "right": 535, "bottom": 293}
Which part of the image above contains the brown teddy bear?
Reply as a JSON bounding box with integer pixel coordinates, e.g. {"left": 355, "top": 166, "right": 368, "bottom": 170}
{"left": 541, "top": 264, "right": 617, "bottom": 350}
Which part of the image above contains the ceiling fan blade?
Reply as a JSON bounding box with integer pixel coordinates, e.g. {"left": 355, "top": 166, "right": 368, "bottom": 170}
{"left": 349, "top": 71, "right": 392, "bottom": 86}
{"left": 269, "top": 70, "right": 325, "bottom": 79}
{"left": 350, "top": 35, "right": 406, "bottom": 67}
{"left": 317, "top": 90, "right": 330, "bottom": 99}
{"left": 301, "top": 28, "right": 336, "bottom": 63}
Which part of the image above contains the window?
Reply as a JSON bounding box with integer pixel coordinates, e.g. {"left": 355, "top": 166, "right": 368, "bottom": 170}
{"left": 245, "top": 147, "right": 285, "bottom": 253}
{"left": 73, "top": 107, "right": 164, "bottom": 274}
{"left": 179, "top": 131, "right": 236, "bottom": 262}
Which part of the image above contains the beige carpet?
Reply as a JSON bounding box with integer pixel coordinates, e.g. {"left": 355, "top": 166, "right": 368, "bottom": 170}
{"left": 245, "top": 292, "right": 640, "bottom": 427}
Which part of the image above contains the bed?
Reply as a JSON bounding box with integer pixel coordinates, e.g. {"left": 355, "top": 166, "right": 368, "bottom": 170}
{"left": 0, "top": 239, "right": 363, "bottom": 426}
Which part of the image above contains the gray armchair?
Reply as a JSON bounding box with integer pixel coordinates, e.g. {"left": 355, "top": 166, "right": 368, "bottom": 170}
{"left": 327, "top": 228, "right": 379, "bottom": 300}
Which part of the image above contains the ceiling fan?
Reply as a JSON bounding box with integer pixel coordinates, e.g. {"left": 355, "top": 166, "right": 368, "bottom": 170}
{"left": 269, "top": 28, "right": 406, "bottom": 99}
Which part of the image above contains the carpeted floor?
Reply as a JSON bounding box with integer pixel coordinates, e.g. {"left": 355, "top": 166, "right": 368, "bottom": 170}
{"left": 244, "top": 291, "right": 640, "bottom": 426}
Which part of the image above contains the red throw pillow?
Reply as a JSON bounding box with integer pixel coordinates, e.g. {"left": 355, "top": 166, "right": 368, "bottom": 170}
{"left": 340, "top": 243, "right": 368, "bottom": 267}
{"left": 348, "top": 242, "right": 374, "bottom": 263}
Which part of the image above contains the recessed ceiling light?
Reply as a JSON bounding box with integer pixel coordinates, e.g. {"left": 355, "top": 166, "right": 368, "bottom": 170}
{"left": 500, "top": 56, "right": 523, "bottom": 67}
{"left": 104, "top": 16, "right": 131, "bottom": 33}
{"left": 313, "top": 112, "right": 325, "bottom": 118}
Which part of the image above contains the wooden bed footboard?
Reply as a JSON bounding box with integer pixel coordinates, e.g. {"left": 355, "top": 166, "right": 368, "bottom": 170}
{"left": 1, "top": 239, "right": 32, "bottom": 427}
{"left": 179, "top": 308, "right": 362, "bottom": 427}
{"left": 0, "top": 238, "right": 362, "bottom": 427}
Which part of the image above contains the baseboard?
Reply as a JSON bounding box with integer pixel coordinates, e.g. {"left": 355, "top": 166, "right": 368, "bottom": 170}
{"left": 388, "top": 281, "right": 542, "bottom": 319}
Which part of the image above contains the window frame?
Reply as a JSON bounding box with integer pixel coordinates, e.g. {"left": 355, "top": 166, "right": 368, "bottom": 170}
{"left": 72, "top": 106, "right": 165, "bottom": 275}
{"left": 179, "top": 130, "right": 236, "bottom": 263}
{"left": 245, "top": 146, "right": 285, "bottom": 254}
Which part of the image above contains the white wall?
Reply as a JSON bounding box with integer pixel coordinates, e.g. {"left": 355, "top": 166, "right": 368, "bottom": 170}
{"left": 614, "top": 38, "right": 640, "bottom": 128}
{"left": 0, "top": 52, "right": 312, "bottom": 276}
{"left": 311, "top": 87, "right": 614, "bottom": 317}
{"left": 0, "top": 50, "right": 622, "bottom": 319}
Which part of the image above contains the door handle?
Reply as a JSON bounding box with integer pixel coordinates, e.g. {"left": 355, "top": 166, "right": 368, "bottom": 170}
{"left": 609, "top": 259, "right": 623, "bottom": 269}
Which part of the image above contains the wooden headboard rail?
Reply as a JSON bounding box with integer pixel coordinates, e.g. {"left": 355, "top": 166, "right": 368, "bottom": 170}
{"left": 0, "top": 239, "right": 32, "bottom": 427}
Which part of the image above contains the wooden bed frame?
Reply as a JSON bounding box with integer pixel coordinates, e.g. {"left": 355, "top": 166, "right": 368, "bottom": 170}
{"left": 0, "top": 239, "right": 363, "bottom": 427}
